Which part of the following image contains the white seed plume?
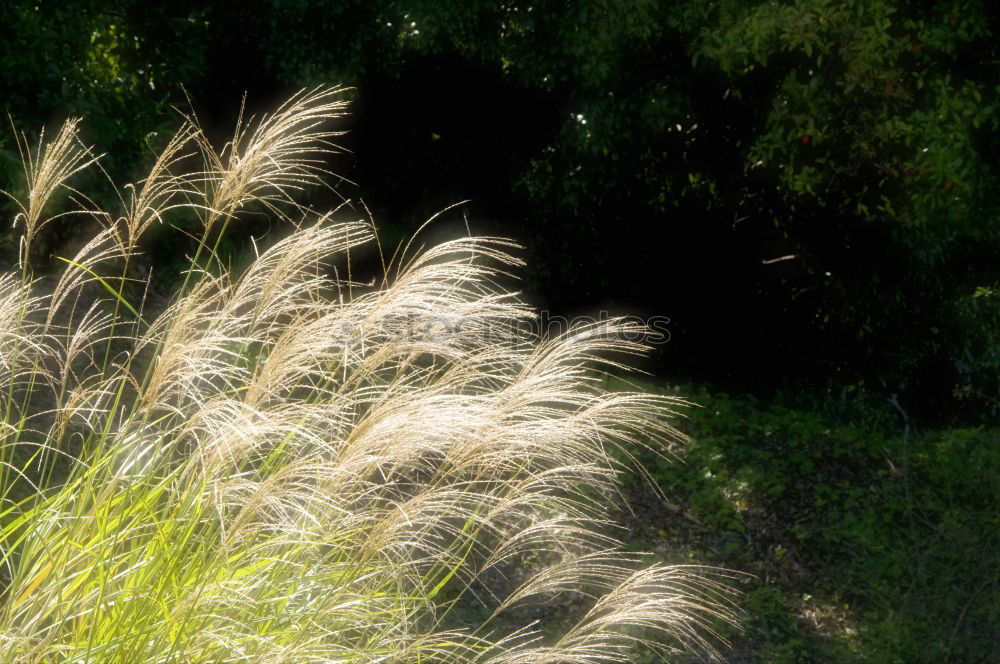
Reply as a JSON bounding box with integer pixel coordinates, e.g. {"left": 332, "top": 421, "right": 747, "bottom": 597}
{"left": 0, "top": 87, "right": 739, "bottom": 663}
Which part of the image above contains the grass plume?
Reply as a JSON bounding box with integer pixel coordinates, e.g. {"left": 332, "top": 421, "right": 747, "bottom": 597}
{"left": 0, "top": 87, "right": 739, "bottom": 662}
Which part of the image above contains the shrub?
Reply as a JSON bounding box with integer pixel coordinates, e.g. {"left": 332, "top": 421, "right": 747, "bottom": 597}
{"left": 0, "top": 88, "right": 736, "bottom": 662}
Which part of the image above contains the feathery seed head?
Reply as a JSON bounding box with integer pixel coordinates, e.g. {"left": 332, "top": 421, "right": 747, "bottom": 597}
{"left": 0, "top": 87, "right": 739, "bottom": 663}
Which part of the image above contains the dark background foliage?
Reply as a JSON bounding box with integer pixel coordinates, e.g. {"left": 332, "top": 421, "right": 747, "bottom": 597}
{"left": 3, "top": 0, "right": 997, "bottom": 421}
{"left": 1, "top": 2, "right": 998, "bottom": 659}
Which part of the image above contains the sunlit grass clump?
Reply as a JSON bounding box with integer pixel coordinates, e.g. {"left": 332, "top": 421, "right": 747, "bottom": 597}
{"left": 0, "top": 88, "right": 737, "bottom": 662}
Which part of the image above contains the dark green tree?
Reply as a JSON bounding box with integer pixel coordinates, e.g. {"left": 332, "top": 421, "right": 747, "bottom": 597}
{"left": 1, "top": 0, "right": 997, "bottom": 417}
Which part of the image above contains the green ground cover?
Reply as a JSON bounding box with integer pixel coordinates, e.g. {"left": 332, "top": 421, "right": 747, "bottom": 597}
{"left": 615, "top": 381, "right": 1000, "bottom": 662}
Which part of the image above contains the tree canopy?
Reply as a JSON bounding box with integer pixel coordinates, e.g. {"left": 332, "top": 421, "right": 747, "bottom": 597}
{"left": 1, "top": 0, "right": 997, "bottom": 419}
